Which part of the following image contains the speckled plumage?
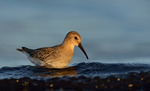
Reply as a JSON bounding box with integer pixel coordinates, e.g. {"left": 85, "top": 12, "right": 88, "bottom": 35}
{"left": 17, "top": 31, "right": 88, "bottom": 68}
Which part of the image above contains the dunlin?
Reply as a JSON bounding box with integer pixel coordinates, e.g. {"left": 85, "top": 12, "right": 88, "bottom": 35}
{"left": 17, "top": 31, "right": 88, "bottom": 68}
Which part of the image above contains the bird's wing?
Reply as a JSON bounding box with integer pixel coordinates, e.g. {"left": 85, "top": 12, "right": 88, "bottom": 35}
{"left": 31, "top": 47, "right": 54, "bottom": 61}
{"left": 23, "top": 47, "right": 54, "bottom": 61}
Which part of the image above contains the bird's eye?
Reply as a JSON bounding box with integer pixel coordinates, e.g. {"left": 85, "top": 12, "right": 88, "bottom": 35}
{"left": 74, "top": 36, "right": 78, "bottom": 40}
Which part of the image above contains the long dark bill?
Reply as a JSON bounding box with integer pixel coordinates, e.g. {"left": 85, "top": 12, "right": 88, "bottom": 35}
{"left": 78, "top": 43, "right": 89, "bottom": 59}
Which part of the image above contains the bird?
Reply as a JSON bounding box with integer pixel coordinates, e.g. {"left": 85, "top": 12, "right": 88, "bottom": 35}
{"left": 17, "top": 31, "right": 88, "bottom": 68}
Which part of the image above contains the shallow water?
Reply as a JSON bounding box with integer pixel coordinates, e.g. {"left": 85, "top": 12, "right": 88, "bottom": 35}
{"left": 0, "top": 62, "right": 150, "bottom": 80}
{"left": 0, "top": 1, "right": 150, "bottom": 85}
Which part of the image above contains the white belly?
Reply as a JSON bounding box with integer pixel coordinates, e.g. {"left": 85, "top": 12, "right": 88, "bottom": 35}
{"left": 28, "top": 57, "right": 43, "bottom": 66}
{"left": 45, "top": 59, "right": 71, "bottom": 68}
{"left": 28, "top": 57, "right": 71, "bottom": 68}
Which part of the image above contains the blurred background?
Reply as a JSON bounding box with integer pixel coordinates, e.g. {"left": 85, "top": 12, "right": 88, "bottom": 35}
{"left": 0, "top": 0, "right": 150, "bottom": 67}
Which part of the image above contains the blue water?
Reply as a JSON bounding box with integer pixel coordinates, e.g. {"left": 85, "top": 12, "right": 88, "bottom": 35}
{"left": 0, "top": 0, "right": 150, "bottom": 79}
{"left": 0, "top": 62, "right": 150, "bottom": 80}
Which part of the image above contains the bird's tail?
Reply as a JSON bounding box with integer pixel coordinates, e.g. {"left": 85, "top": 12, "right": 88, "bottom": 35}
{"left": 16, "top": 47, "right": 32, "bottom": 54}
{"left": 16, "top": 48, "right": 24, "bottom": 53}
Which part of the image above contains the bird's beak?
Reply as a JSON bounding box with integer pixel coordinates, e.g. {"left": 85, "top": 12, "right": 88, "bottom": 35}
{"left": 78, "top": 43, "right": 89, "bottom": 59}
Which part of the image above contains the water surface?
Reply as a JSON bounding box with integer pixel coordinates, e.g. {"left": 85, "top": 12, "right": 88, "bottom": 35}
{"left": 0, "top": 62, "right": 150, "bottom": 80}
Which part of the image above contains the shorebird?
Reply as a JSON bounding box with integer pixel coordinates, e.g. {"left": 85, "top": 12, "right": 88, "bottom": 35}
{"left": 17, "top": 31, "right": 88, "bottom": 68}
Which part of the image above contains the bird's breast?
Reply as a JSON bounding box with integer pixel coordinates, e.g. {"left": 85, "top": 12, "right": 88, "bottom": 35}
{"left": 44, "top": 48, "right": 74, "bottom": 68}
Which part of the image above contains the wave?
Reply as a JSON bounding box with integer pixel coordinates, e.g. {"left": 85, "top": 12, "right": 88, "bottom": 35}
{"left": 0, "top": 62, "right": 150, "bottom": 79}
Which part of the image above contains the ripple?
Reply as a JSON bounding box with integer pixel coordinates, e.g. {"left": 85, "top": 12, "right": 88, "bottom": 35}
{"left": 0, "top": 62, "right": 150, "bottom": 79}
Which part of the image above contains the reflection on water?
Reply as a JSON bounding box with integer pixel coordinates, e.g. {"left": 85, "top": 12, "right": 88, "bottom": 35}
{"left": 1, "top": 62, "right": 150, "bottom": 79}
{"left": 35, "top": 66, "right": 77, "bottom": 77}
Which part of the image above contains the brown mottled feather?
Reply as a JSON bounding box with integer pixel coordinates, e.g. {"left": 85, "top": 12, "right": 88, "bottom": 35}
{"left": 29, "top": 47, "right": 54, "bottom": 61}
{"left": 17, "top": 47, "right": 54, "bottom": 61}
